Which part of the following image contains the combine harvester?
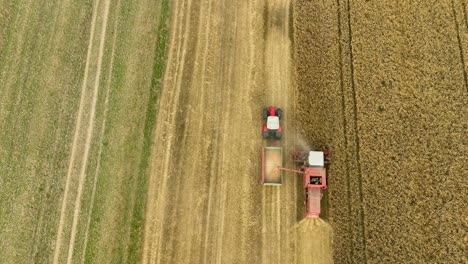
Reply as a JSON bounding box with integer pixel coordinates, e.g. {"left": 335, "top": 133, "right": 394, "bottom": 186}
{"left": 260, "top": 107, "right": 330, "bottom": 219}
{"left": 277, "top": 150, "right": 330, "bottom": 219}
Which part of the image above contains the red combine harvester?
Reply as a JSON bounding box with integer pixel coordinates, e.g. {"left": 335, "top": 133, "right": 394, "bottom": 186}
{"left": 277, "top": 150, "right": 330, "bottom": 219}
{"left": 262, "top": 107, "right": 283, "bottom": 139}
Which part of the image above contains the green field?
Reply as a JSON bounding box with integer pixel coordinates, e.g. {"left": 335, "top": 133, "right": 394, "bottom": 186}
{"left": 0, "top": 0, "right": 168, "bottom": 263}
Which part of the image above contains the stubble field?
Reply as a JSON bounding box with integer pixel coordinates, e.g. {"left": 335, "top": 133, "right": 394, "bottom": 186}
{"left": 141, "top": 0, "right": 334, "bottom": 263}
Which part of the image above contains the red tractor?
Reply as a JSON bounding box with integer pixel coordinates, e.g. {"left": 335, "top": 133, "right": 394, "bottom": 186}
{"left": 262, "top": 107, "right": 283, "bottom": 139}
{"left": 278, "top": 149, "right": 331, "bottom": 218}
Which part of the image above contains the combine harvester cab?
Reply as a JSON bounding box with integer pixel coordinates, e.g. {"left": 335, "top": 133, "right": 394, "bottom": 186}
{"left": 261, "top": 146, "right": 283, "bottom": 185}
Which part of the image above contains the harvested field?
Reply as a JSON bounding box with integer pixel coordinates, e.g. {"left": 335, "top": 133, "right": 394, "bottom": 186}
{"left": 0, "top": 0, "right": 168, "bottom": 263}
{"left": 295, "top": 0, "right": 468, "bottom": 263}
{"left": 142, "top": 0, "right": 332, "bottom": 263}
{"left": 144, "top": 0, "right": 466, "bottom": 263}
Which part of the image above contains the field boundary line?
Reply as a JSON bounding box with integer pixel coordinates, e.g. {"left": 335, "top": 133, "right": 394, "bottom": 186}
{"left": 460, "top": 0, "right": 468, "bottom": 32}
{"left": 79, "top": 0, "right": 121, "bottom": 262}
{"left": 140, "top": 0, "right": 182, "bottom": 259}
{"left": 53, "top": 0, "right": 101, "bottom": 262}
{"left": 129, "top": 0, "right": 169, "bottom": 262}
{"left": 345, "top": 1, "right": 368, "bottom": 262}
{"left": 141, "top": 0, "right": 191, "bottom": 262}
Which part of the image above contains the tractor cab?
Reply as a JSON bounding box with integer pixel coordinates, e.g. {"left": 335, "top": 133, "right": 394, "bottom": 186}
{"left": 262, "top": 107, "right": 283, "bottom": 139}
{"left": 266, "top": 116, "right": 279, "bottom": 130}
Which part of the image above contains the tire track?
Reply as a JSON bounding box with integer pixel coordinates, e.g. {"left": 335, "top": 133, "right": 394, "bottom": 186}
{"left": 79, "top": 0, "right": 120, "bottom": 262}
{"left": 276, "top": 188, "right": 281, "bottom": 263}
{"left": 194, "top": 0, "right": 215, "bottom": 262}
{"left": 52, "top": 0, "right": 101, "bottom": 262}
{"left": 163, "top": 0, "right": 205, "bottom": 257}
{"left": 461, "top": 0, "right": 468, "bottom": 31}
{"left": 141, "top": 0, "right": 182, "bottom": 260}
{"left": 0, "top": 1, "right": 33, "bottom": 128}
{"left": 343, "top": 1, "right": 368, "bottom": 262}
{"left": 335, "top": 0, "right": 354, "bottom": 261}
{"left": 261, "top": 187, "right": 267, "bottom": 263}
{"left": 159, "top": 0, "right": 202, "bottom": 261}
{"left": 153, "top": 0, "right": 194, "bottom": 261}
{"left": 65, "top": 0, "right": 112, "bottom": 261}
{"left": 451, "top": 0, "right": 468, "bottom": 93}
{"left": 214, "top": 3, "right": 239, "bottom": 262}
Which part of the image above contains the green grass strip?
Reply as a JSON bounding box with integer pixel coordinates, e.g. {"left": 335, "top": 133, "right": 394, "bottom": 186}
{"left": 125, "top": 0, "right": 170, "bottom": 262}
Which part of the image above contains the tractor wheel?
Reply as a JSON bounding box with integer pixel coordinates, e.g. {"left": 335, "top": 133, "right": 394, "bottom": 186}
{"left": 262, "top": 131, "right": 269, "bottom": 139}
{"left": 276, "top": 108, "right": 283, "bottom": 120}
{"left": 275, "top": 131, "right": 282, "bottom": 139}
{"left": 263, "top": 108, "right": 268, "bottom": 120}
